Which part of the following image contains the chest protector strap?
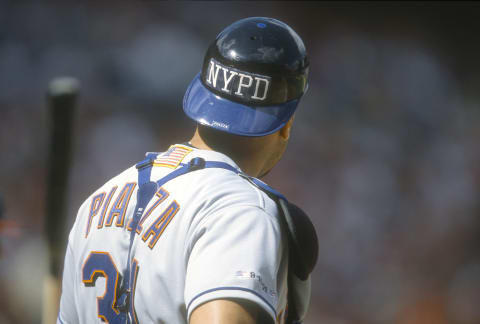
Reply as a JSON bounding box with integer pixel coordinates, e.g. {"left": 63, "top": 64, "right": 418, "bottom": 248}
{"left": 119, "top": 156, "right": 318, "bottom": 324}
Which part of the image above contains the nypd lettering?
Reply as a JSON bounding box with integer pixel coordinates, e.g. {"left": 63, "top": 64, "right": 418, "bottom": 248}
{"left": 205, "top": 58, "right": 270, "bottom": 102}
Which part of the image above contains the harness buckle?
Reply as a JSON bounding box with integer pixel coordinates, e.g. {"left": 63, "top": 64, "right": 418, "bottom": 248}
{"left": 116, "top": 288, "right": 131, "bottom": 312}
{"left": 188, "top": 157, "right": 206, "bottom": 171}
{"left": 135, "top": 157, "right": 154, "bottom": 170}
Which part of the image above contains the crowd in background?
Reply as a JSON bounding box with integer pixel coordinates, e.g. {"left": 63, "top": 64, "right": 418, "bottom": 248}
{"left": 0, "top": 2, "right": 479, "bottom": 323}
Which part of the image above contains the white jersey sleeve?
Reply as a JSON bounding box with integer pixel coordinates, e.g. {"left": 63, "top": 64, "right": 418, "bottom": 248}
{"left": 57, "top": 242, "right": 78, "bottom": 324}
{"left": 58, "top": 202, "right": 85, "bottom": 324}
{"left": 184, "top": 179, "right": 288, "bottom": 322}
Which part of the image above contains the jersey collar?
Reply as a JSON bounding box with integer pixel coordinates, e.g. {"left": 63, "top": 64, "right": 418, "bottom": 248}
{"left": 174, "top": 143, "right": 242, "bottom": 173}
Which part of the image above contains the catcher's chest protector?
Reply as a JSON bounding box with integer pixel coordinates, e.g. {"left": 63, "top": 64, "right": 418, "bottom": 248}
{"left": 118, "top": 155, "right": 317, "bottom": 324}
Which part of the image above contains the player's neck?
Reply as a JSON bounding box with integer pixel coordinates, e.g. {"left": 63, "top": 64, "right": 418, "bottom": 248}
{"left": 189, "top": 128, "right": 265, "bottom": 178}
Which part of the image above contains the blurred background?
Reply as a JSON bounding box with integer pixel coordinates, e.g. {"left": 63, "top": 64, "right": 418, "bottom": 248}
{"left": 0, "top": 1, "right": 479, "bottom": 323}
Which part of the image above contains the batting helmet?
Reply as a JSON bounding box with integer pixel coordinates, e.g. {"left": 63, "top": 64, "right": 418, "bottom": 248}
{"left": 183, "top": 17, "right": 309, "bottom": 136}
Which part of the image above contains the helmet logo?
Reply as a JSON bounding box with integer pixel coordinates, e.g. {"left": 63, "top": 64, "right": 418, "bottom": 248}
{"left": 205, "top": 58, "right": 271, "bottom": 102}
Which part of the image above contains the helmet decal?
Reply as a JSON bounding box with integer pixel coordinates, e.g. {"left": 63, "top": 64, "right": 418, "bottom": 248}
{"left": 204, "top": 58, "right": 271, "bottom": 103}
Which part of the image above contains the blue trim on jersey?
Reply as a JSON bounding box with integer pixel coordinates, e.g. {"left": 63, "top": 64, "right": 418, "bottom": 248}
{"left": 187, "top": 286, "right": 277, "bottom": 317}
{"left": 57, "top": 313, "right": 66, "bottom": 324}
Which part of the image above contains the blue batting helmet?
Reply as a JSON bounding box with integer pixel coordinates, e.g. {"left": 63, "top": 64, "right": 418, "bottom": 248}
{"left": 183, "top": 17, "right": 309, "bottom": 136}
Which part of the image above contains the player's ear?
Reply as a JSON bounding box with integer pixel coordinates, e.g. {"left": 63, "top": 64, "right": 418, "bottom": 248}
{"left": 279, "top": 115, "right": 294, "bottom": 141}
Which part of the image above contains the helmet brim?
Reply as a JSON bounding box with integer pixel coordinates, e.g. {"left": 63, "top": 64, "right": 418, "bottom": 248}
{"left": 183, "top": 73, "right": 299, "bottom": 137}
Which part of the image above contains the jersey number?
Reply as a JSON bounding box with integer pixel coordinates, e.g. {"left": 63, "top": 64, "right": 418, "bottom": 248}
{"left": 82, "top": 252, "right": 139, "bottom": 323}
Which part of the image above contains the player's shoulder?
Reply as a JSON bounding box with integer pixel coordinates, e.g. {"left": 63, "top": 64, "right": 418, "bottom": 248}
{"left": 172, "top": 147, "right": 280, "bottom": 217}
{"left": 202, "top": 168, "right": 274, "bottom": 208}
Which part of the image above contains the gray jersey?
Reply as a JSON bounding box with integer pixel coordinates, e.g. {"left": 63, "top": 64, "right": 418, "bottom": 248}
{"left": 58, "top": 144, "right": 288, "bottom": 324}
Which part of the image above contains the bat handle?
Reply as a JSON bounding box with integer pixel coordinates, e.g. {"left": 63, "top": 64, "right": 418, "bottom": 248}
{"left": 43, "top": 76, "right": 79, "bottom": 324}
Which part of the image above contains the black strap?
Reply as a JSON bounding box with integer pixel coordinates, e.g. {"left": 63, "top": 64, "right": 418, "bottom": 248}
{"left": 119, "top": 155, "right": 313, "bottom": 324}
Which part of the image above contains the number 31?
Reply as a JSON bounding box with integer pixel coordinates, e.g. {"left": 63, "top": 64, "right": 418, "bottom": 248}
{"left": 82, "top": 251, "right": 139, "bottom": 323}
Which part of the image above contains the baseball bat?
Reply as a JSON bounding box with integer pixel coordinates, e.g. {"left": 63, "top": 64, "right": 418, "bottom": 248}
{"left": 43, "top": 77, "right": 79, "bottom": 324}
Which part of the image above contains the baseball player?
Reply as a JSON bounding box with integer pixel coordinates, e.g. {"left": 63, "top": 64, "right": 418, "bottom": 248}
{"left": 58, "top": 17, "right": 317, "bottom": 324}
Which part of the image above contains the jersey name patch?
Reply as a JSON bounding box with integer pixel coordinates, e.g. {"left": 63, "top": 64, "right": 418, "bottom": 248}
{"left": 153, "top": 145, "right": 192, "bottom": 169}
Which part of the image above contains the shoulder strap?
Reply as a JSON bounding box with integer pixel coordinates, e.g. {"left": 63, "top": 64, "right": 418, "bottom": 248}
{"left": 119, "top": 155, "right": 316, "bottom": 324}
{"left": 187, "top": 158, "right": 318, "bottom": 323}
{"left": 240, "top": 175, "right": 318, "bottom": 323}
{"left": 117, "top": 156, "right": 241, "bottom": 323}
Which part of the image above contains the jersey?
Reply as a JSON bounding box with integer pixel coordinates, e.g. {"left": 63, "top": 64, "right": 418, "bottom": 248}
{"left": 58, "top": 144, "right": 289, "bottom": 324}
